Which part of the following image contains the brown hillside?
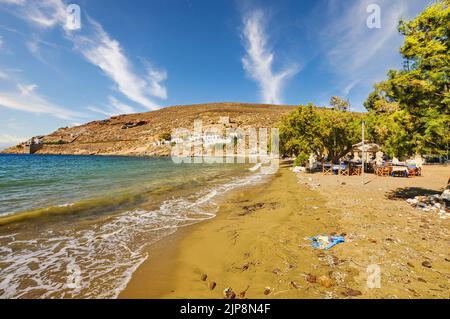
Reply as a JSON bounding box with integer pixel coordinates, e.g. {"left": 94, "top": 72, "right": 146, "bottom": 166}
{"left": 2, "top": 102, "right": 296, "bottom": 156}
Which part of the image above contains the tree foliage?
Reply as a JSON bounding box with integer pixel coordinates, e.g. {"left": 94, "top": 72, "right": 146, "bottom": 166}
{"left": 365, "top": 0, "right": 450, "bottom": 157}
{"left": 279, "top": 104, "right": 363, "bottom": 164}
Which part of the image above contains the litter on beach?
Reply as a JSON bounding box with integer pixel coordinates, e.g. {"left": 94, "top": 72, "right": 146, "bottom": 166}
{"left": 406, "top": 189, "right": 449, "bottom": 218}
{"left": 309, "top": 235, "right": 345, "bottom": 250}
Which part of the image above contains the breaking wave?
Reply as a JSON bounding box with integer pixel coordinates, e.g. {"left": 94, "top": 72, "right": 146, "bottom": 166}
{"left": 0, "top": 170, "right": 267, "bottom": 298}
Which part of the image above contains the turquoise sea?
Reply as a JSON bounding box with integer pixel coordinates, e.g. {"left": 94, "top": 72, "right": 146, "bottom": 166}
{"left": 0, "top": 154, "right": 265, "bottom": 298}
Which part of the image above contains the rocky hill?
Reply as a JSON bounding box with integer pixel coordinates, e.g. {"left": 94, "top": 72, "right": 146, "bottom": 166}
{"left": 2, "top": 102, "right": 296, "bottom": 156}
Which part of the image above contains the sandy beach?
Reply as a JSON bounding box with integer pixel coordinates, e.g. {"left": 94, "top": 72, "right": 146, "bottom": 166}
{"left": 121, "top": 162, "right": 450, "bottom": 299}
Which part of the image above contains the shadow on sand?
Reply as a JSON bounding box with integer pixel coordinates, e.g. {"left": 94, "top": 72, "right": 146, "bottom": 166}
{"left": 386, "top": 187, "right": 442, "bottom": 200}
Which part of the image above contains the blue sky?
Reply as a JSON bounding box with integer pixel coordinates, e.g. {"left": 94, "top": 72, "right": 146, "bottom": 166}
{"left": 0, "top": 0, "right": 430, "bottom": 148}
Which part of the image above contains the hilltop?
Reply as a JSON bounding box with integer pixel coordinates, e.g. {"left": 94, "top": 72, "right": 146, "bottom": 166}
{"left": 2, "top": 102, "right": 296, "bottom": 156}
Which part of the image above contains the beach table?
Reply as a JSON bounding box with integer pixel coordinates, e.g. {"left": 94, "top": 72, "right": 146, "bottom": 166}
{"left": 322, "top": 163, "right": 350, "bottom": 175}
{"left": 391, "top": 165, "right": 408, "bottom": 177}
{"left": 333, "top": 164, "right": 347, "bottom": 175}
{"left": 350, "top": 164, "right": 362, "bottom": 176}
{"left": 407, "top": 165, "right": 418, "bottom": 177}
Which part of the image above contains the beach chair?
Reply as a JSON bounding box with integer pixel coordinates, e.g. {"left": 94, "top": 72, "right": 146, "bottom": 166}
{"left": 381, "top": 166, "right": 391, "bottom": 177}
{"left": 374, "top": 165, "right": 383, "bottom": 176}
{"left": 391, "top": 166, "right": 407, "bottom": 177}
{"left": 339, "top": 164, "right": 350, "bottom": 176}
{"left": 351, "top": 165, "right": 362, "bottom": 176}
{"left": 322, "top": 163, "right": 332, "bottom": 175}
{"left": 415, "top": 167, "right": 422, "bottom": 176}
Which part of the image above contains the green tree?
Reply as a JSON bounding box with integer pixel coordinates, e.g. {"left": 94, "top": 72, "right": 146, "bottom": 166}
{"left": 279, "top": 104, "right": 363, "bottom": 164}
{"left": 365, "top": 0, "right": 450, "bottom": 157}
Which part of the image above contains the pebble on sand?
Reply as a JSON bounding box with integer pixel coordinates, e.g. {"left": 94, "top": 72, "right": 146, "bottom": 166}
{"left": 201, "top": 274, "right": 208, "bottom": 281}
{"left": 421, "top": 261, "right": 432, "bottom": 268}
{"left": 209, "top": 282, "right": 216, "bottom": 290}
{"left": 263, "top": 287, "right": 271, "bottom": 295}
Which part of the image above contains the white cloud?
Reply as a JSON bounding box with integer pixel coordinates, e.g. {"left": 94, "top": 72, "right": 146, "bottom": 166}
{"left": 0, "top": 0, "right": 26, "bottom": 5}
{"left": 71, "top": 20, "right": 166, "bottom": 110}
{"left": 147, "top": 67, "right": 168, "bottom": 100}
{"left": 1, "top": 0, "right": 168, "bottom": 111}
{"left": 0, "top": 134, "right": 26, "bottom": 144}
{"left": 241, "top": 9, "right": 299, "bottom": 104}
{"left": 23, "top": 0, "right": 66, "bottom": 29}
{"left": 0, "top": 133, "right": 28, "bottom": 150}
{"left": 0, "top": 82, "right": 83, "bottom": 120}
{"left": 108, "top": 96, "right": 135, "bottom": 114}
{"left": 86, "top": 96, "right": 136, "bottom": 117}
{"left": 319, "top": 0, "right": 422, "bottom": 102}
{"left": 17, "top": 83, "right": 37, "bottom": 95}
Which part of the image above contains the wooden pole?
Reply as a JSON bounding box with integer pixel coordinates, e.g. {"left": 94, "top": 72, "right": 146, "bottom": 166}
{"left": 362, "top": 121, "right": 365, "bottom": 185}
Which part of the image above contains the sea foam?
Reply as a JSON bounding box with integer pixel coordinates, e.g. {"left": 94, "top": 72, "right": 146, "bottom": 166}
{"left": 0, "top": 170, "right": 267, "bottom": 298}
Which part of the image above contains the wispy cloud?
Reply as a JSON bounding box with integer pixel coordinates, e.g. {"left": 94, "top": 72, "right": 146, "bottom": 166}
{"left": 0, "top": 72, "right": 83, "bottom": 120}
{"left": 1, "top": 0, "right": 168, "bottom": 112}
{"left": 13, "top": 0, "right": 66, "bottom": 29}
{"left": 0, "top": 133, "right": 28, "bottom": 150}
{"left": 71, "top": 19, "right": 166, "bottom": 110}
{"left": 0, "top": 0, "right": 26, "bottom": 5}
{"left": 0, "top": 134, "right": 26, "bottom": 145}
{"left": 86, "top": 96, "right": 137, "bottom": 117}
{"left": 241, "top": 9, "right": 299, "bottom": 104}
{"left": 319, "top": 0, "right": 420, "bottom": 99}
{"left": 146, "top": 66, "right": 168, "bottom": 100}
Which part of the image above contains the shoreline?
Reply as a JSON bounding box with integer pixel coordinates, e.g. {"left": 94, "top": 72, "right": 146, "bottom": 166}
{"left": 121, "top": 162, "right": 341, "bottom": 298}
{"left": 119, "top": 167, "right": 278, "bottom": 298}
{"left": 121, "top": 163, "right": 449, "bottom": 299}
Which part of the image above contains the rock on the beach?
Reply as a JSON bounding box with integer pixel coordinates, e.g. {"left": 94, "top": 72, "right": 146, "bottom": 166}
{"left": 201, "top": 274, "right": 208, "bottom": 281}
{"left": 263, "top": 287, "right": 271, "bottom": 295}
{"left": 209, "top": 282, "right": 216, "bottom": 290}
{"left": 421, "top": 261, "right": 432, "bottom": 268}
{"left": 406, "top": 198, "right": 418, "bottom": 205}
{"left": 442, "top": 189, "right": 450, "bottom": 201}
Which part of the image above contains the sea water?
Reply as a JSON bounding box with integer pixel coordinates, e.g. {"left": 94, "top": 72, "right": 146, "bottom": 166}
{"left": 0, "top": 154, "right": 265, "bottom": 298}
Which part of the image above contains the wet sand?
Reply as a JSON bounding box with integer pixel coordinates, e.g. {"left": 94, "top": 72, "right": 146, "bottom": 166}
{"left": 121, "top": 163, "right": 450, "bottom": 299}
